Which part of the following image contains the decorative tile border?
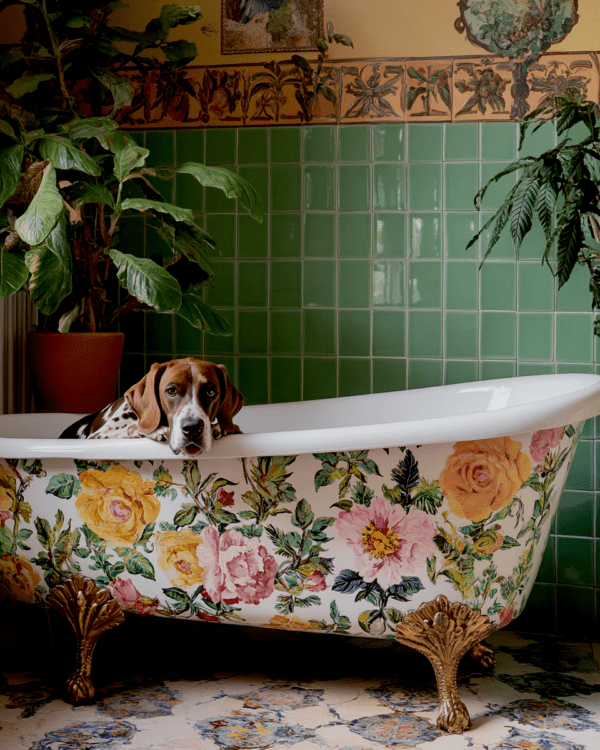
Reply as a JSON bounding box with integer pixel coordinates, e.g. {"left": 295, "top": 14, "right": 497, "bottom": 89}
{"left": 116, "top": 51, "right": 600, "bottom": 130}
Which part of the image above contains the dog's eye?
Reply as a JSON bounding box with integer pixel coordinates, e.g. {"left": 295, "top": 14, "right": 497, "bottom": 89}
{"left": 205, "top": 385, "right": 217, "bottom": 397}
{"left": 165, "top": 385, "right": 178, "bottom": 397}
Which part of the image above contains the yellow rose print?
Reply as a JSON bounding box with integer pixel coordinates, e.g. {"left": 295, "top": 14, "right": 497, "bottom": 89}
{"left": 439, "top": 437, "right": 531, "bottom": 523}
{"left": 156, "top": 529, "right": 205, "bottom": 588}
{"left": 75, "top": 465, "right": 160, "bottom": 547}
{"left": 0, "top": 555, "right": 41, "bottom": 603}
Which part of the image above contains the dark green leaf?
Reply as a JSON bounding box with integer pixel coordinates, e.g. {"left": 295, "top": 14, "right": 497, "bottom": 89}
{"left": 15, "top": 163, "right": 62, "bottom": 246}
{"left": 0, "top": 248, "right": 27, "bottom": 298}
{"left": 556, "top": 208, "right": 583, "bottom": 287}
{"left": 292, "top": 498, "right": 314, "bottom": 529}
{"left": 45, "top": 474, "right": 81, "bottom": 500}
{"left": 38, "top": 136, "right": 101, "bottom": 176}
{"left": 509, "top": 176, "right": 540, "bottom": 251}
{"left": 178, "top": 291, "right": 233, "bottom": 334}
{"left": 6, "top": 73, "right": 54, "bottom": 98}
{"left": 108, "top": 249, "right": 183, "bottom": 311}
{"left": 177, "top": 163, "right": 263, "bottom": 222}
{"left": 0, "top": 143, "right": 24, "bottom": 208}
{"left": 121, "top": 197, "right": 193, "bottom": 222}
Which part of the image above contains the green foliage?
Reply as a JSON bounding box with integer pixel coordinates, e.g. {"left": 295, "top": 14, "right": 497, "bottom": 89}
{"left": 0, "top": 1, "right": 263, "bottom": 332}
{"left": 469, "top": 89, "right": 600, "bottom": 333}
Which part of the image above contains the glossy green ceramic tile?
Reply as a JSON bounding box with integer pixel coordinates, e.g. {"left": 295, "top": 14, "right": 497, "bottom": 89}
{"left": 372, "top": 310, "right": 405, "bottom": 357}
{"left": 206, "top": 260, "right": 235, "bottom": 307}
{"left": 270, "top": 357, "right": 302, "bottom": 403}
{"left": 445, "top": 212, "right": 478, "bottom": 259}
{"left": 206, "top": 214, "right": 236, "bottom": 259}
{"left": 557, "top": 263, "right": 592, "bottom": 312}
{"left": 480, "top": 262, "right": 516, "bottom": 310}
{"left": 536, "top": 540, "right": 556, "bottom": 583}
{"left": 303, "top": 260, "right": 336, "bottom": 307}
{"left": 270, "top": 213, "right": 302, "bottom": 257}
{"left": 408, "top": 261, "right": 442, "bottom": 308}
{"left": 146, "top": 130, "right": 175, "bottom": 166}
{"left": 303, "top": 358, "right": 337, "bottom": 400}
{"left": 270, "top": 260, "right": 302, "bottom": 308}
{"left": 518, "top": 215, "right": 553, "bottom": 261}
{"left": 339, "top": 124, "right": 370, "bottom": 162}
{"left": 373, "top": 164, "right": 406, "bottom": 210}
{"left": 238, "top": 356, "right": 268, "bottom": 405}
{"left": 518, "top": 261, "right": 554, "bottom": 311}
{"left": 304, "top": 126, "right": 336, "bottom": 163}
{"left": 408, "top": 310, "right": 442, "bottom": 357}
{"left": 480, "top": 162, "right": 516, "bottom": 211}
{"left": 176, "top": 129, "right": 204, "bottom": 165}
{"left": 238, "top": 166, "right": 269, "bottom": 214}
{"left": 373, "top": 358, "right": 406, "bottom": 392}
{"left": 339, "top": 310, "right": 370, "bottom": 356}
{"left": 339, "top": 213, "right": 372, "bottom": 258}
{"left": 516, "top": 583, "right": 556, "bottom": 634}
{"left": 557, "top": 490, "right": 594, "bottom": 537}
{"left": 445, "top": 312, "right": 478, "bottom": 359}
{"left": 146, "top": 312, "right": 173, "bottom": 355}
{"left": 271, "top": 165, "right": 302, "bottom": 211}
{"left": 338, "top": 164, "right": 371, "bottom": 211}
{"left": 446, "top": 261, "right": 478, "bottom": 309}
{"left": 175, "top": 173, "right": 204, "bottom": 213}
{"left": 408, "top": 163, "right": 441, "bottom": 210}
{"left": 480, "top": 361, "right": 516, "bottom": 379}
{"left": 444, "top": 360, "right": 478, "bottom": 385}
{"left": 479, "top": 210, "right": 516, "bottom": 259}
{"left": 518, "top": 313, "right": 553, "bottom": 361}
{"left": 374, "top": 212, "right": 406, "bottom": 258}
{"left": 555, "top": 314, "right": 593, "bottom": 362}
{"left": 238, "top": 261, "right": 268, "bottom": 307}
{"left": 518, "top": 119, "right": 555, "bottom": 158}
{"left": 481, "top": 122, "right": 517, "bottom": 161}
{"left": 517, "top": 363, "right": 554, "bottom": 376}
{"left": 373, "top": 261, "right": 404, "bottom": 307}
{"left": 304, "top": 213, "right": 335, "bottom": 257}
{"left": 373, "top": 124, "right": 405, "bottom": 161}
{"left": 339, "top": 358, "right": 371, "bottom": 397}
{"left": 238, "top": 128, "right": 268, "bottom": 164}
{"left": 556, "top": 538, "right": 594, "bottom": 586}
{"left": 480, "top": 312, "right": 516, "bottom": 359}
{"left": 444, "top": 122, "right": 478, "bottom": 161}
{"left": 304, "top": 165, "right": 335, "bottom": 210}
{"left": 270, "top": 127, "right": 301, "bottom": 163}
{"left": 303, "top": 309, "right": 336, "bottom": 355}
{"left": 339, "top": 260, "right": 371, "bottom": 308}
{"left": 444, "top": 163, "right": 479, "bottom": 210}
{"left": 206, "top": 129, "right": 236, "bottom": 165}
{"left": 270, "top": 311, "right": 301, "bottom": 355}
{"left": 408, "top": 358, "right": 443, "bottom": 389}
{"left": 556, "top": 586, "right": 595, "bottom": 638}
{"left": 565, "top": 438, "right": 593, "bottom": 491}
{"left": 408, "top": 213, "right": 440, "bottom": 259}
{"left": 238, "top": 213, "right": 268, "bottom": 258}
{"left": 205, "top": 177, "right": 236, "bottom": 213}
{"left": 238, "top": 311, "right": 268, "bottom": 355}
{"left": 408, "top": 123, "right": 442, "bottom": 161}
{"left": 204, "top": 311, "right": 235, "bottom": 356}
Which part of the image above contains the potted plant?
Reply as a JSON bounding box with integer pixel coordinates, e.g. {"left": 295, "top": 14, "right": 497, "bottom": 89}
{"left": 0, "top": 1, "right": 263, "bottom": 412}
{"left": 468, "top": 88, "right": 600, "bottom": 332}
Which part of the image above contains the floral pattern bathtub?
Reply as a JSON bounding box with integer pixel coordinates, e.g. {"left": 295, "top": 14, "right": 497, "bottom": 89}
{"left": 0, "top": 423, "right": 580, "bottom": 639}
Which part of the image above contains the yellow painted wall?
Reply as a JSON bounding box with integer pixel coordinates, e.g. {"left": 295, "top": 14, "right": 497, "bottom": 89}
{"left": 108, "top": 0, "right": 598, "bottom": 64}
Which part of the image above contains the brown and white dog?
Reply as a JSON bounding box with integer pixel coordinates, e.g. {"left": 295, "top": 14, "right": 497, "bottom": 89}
{"left": 60, "top": 358, "right": 244, "bottom": 456}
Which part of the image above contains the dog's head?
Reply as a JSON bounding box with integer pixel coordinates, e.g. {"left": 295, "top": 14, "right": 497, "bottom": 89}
{"left": 125, "top": 358, "right": 244, "bottom": 455}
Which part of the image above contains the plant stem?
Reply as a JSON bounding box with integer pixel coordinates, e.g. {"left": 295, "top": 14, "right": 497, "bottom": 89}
{"left": 40, "top": 0, "right": 76, "bottom": 115}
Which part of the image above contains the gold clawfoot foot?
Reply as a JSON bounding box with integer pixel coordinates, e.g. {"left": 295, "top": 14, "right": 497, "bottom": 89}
{"left": 46, "top": 575, "right": 125, "bottom": 705}
{"left": 395, "top": 595, "right": 496, "bottom": 734}
{"left": 467, "top": 641, "right": 496, "bottom": 670}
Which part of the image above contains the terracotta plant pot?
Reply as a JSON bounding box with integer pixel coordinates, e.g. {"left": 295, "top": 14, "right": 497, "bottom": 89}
{"left": 28, "top": 332, "right": 125, "bottom": 414}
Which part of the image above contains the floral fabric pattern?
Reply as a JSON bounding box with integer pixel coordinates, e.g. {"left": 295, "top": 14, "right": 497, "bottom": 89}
{"left": 0, "top": 423, "right": 582, "bottom": 638}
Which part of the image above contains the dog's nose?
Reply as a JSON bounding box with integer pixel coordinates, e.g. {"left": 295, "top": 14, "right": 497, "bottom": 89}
{"left": 180, "top": 418, "right": 204, "bottom": 441}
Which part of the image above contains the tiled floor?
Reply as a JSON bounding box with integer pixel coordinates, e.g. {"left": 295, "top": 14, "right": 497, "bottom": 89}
{"left": 1, "top": 602, "right": 600, "bottom": 749}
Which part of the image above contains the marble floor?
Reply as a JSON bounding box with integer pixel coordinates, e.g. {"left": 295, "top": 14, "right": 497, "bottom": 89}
{"left": 1, "top": 602, "right": 599, "bottom": 749}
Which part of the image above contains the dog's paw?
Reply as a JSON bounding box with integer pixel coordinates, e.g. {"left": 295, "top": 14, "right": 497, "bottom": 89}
{"left": 126, "top": 424, "right": 141, "bottom": 438}
{"left": 212, "top": 424, "right": 223, "bottom": 440}
{"left": 146, "top": 426, "right": 170, "bottom": 443}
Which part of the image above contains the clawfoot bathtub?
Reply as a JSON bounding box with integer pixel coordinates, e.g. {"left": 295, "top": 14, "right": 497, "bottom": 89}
{"left": 1, "top": 373, "right": 599, "bottom": 733}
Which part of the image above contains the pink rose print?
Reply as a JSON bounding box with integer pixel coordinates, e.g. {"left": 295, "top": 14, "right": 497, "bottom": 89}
{"left": 304, "top": 570, "right": 327, "bottom": 593}
{"left": 0, "top": 510, "right": 11, "bottom": 527}
{"left": 336, "top": 497, "right": 436, "bottom": 590}
{"left": 529, "top": 427, "right": 566, "bottom": 463}
{"left": 110, "top": 577, "right": 158, "bottom": 615}
{"left": 196, "top": 527, "right": 277, "bottom": 605}
{"left": 216, "top": 488, "right": 235, "bottom": 507}
{"left": 499, "top": 602, "right": 516, "bottom": 628}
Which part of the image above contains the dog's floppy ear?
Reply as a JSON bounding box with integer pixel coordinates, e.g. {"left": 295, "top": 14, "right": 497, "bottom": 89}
{"left": 216, "top": 364, "right": 244, "bottom": 435}
{"left": 125, "top": 362, "right": 165, "bottom": 435}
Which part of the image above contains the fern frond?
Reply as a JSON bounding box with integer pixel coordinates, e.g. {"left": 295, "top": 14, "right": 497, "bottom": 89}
{"left": 510, "top": 176, "right": 540, "bottom": 251}
{"left": 556, "top": 206, "right": 583, "bottom": 288}
{"left": 535, "top": 179, "right": 558, "bottom": 239}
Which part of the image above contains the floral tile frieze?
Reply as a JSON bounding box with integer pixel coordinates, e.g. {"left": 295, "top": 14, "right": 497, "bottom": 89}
{"left": 113, "top": 51, "right": 600, "bottom": 130}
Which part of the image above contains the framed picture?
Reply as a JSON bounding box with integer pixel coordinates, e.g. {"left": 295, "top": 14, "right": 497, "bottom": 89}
{"left": 221, "top": 0, "right": 324, "bottom": 55}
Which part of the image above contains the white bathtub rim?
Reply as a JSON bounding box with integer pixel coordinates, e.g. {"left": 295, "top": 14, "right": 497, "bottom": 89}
{"left": 2, "top": 373, "right": 600, "bottom": 460}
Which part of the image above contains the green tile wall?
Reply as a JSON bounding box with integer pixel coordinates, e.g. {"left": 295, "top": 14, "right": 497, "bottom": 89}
{"left": 122, "top": 122, "right": 599, "bottom": 639}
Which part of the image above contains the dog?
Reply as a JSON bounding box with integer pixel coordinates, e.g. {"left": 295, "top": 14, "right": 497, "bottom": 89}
{"left": 59, "top": 358, "right": 244, "bottom": 456}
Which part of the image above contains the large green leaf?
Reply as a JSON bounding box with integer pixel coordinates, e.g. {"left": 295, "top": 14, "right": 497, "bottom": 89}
{"left": 178, "top": 290, "right": 232, "bottom": 335}
{"left": 0, "top": 248, "right": 28, "bottom": 297}
{"left": 556, "top": 205, "right": 583, "bottom": 288}
{"left": 64, "top": 117, "right": 119, "bottom": 149}
{"left": 0, "top": 143, "right": 24, "bottom": 208}
{"left": 535, "top": 178, "right": 558, "bottom": 239}
{"left": 6, "top": 73, "right": 54, "bottom": 98}
{"left": 15, "top": 163, "right": 63, "bottom": 246}
{"left": 121, "top": 198, "right": 193, "bottom": 222}
{"left": 24, "top": 245, "right": 72, "bottom": 315}
{"left": 177, "top": 163, "right": 264, "bottom": 221}
{"left": 134, "top": 5, "right": 202, "bottom": 53}
{"left": 68, "top": 183, "right": 115, "bottom": 208}
{"left": 154, "top": 220, "right": 215, "bottom": 276}
{"left": 92, "top": 70, "right": 135, "bottom": 114}
{"left": 113, "top": 141, "right": 149, "bottom": 181}
{"left": 44, "top": 214, "right": 72, "bottom": 274}
{"left": 509, "top": 175, "right": 540, "bottom": 251}
{"left": 108, "top": 248, "right": 182, "bottom": 311}
{"left": 38, "top": 136, "right": 101, "bottom": 176}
